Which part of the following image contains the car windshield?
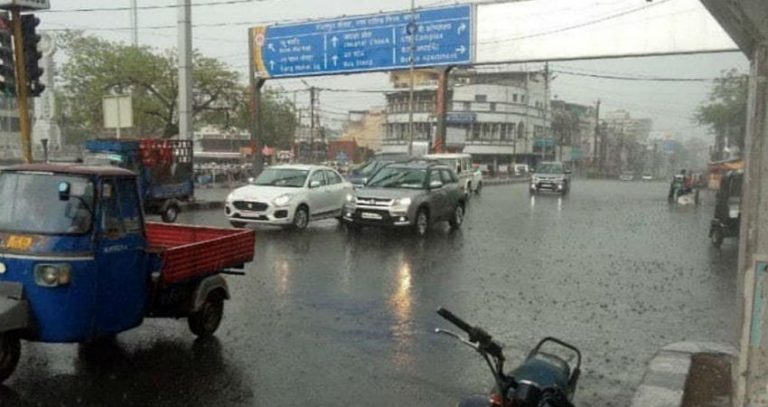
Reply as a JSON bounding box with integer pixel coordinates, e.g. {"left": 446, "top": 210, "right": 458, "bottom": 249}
{"left": 0, "top": 172, "right": 94, "bottom": 235}
{"left": 536, "top": 163, "right": 563, "bottom": 174}
{"left": 354, "top": 160, "right": 383, "bottom": 177}
{"left": 252, "top": 168, "right": 309, "bottom": 188}
{"left": 366, "top": 167, "right": 426, "bottom": 189}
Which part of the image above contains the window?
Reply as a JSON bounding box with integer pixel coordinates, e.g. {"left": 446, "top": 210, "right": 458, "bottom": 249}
{"left": 100, "top": 179, "right": 126, "bottom": 237}
{"left": 309, "top": 171, "right": 327, "bottom": 187}
{"left": 513, "top": 94, "right": 518, "bottom": 103}
{"left": 116, "top": 178, "right": 142, "bottom": 234}
{"left": 325, "top": 170, "right": 342, "bottom": 185}
{"left": 463, "top": 102, "right": 471, "bottom": 111}
{"left": 475, "top": 95, "right": 487, "bottom": 103}
{"left": 429, "top": 170, "right": 443, "bottom": 186}
{"left": 440, "top": 169, "right": 458, "bottom": 184}
{"left": 490, "top": 102, "right": 496, "bottom": 112}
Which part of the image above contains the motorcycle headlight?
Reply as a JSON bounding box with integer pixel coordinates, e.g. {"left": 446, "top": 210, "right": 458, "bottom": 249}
{"left": 35, "top": 264, "right": 72, "bottom": 287}
{"left": 272, "top": 194, "right": 293, "bottom": 207}
{"left": 393, "top": 197, "right": 412, "bottom": 208}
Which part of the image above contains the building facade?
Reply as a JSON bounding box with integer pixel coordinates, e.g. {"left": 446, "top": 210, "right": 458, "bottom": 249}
{"left": 381, "top": 69, "right": 551, "bottom": 169}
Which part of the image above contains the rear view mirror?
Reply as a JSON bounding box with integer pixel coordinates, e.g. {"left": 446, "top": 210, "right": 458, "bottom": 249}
{"left": 58, "top": 182, "right": 71, "bottom": 201}
{"left": 310, "top": 180, "right": 321, "bottom": 188}
{"left": 430, "top": 180, "right": 443, "bottom": 189}
{"left": 565, "top": 169, "right": 572, "bottom": 175}
{"left": 247, "top": 177, "right": 255, "bottom": 184}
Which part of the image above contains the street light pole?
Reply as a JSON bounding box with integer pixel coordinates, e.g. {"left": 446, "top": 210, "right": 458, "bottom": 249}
{"left": 407, "top": 0, "right": 416, "bottom": 156}
{"left": 177, "top": 0, "right": 193, "bottom": 141}
{"left": 130, "top": 0, "right": 138, "bottom": 46}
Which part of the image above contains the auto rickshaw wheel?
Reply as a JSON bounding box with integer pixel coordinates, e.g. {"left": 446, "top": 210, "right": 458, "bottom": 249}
{"left": 0, "top": 333, "right": 20, "bottom": 383}
{"left": 161, "top": 203, "right": 180, "bottom": 223}
{"left": 189, "top": 293, "right": 224, "bottom": 337}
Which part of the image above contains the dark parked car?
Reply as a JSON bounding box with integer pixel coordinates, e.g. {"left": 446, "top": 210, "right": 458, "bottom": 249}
{"left": 342, "top": 161, "right": 467, "bottom": 236}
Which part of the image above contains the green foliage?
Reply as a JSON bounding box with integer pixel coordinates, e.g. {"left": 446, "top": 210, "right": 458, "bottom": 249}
{"left": 55, "top": 31, "right": 296, "bottom": 146}
{"left": 695, "top": 69, "right": 748, "bottom": 154}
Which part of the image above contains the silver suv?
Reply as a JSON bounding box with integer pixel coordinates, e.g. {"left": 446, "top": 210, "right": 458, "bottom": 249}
{"left": 530, "top": 161, "right": 571, "bottom": 195}
{"left": 342, "top": 162, "right": 467, "bottom": 236}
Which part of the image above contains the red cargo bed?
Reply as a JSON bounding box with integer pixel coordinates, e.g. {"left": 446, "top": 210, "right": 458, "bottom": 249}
{"left": 146, "top": 222, "right": 255, "bottom": 284}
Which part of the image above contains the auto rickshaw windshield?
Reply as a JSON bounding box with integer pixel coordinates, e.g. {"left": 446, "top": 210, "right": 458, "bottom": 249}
{"left": 0, "top": 172, "right": 95, "bottom": 235}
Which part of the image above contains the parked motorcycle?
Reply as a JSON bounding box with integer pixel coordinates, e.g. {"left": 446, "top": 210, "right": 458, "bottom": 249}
{"left": 435, "top": 307, "right": 581, "bottom": 407}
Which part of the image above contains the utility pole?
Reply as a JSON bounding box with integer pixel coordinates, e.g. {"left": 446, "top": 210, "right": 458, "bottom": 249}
{"left": 177, "top": 0, "right": 193, "bottom": 141}
{"left": 309, "top": 86, "right": 316, "bottom": 163}
{"left": 130, "top": 0, "right": 138, "bottom": 46}
{"left": 407, "top": 0, "right": 416, "bottom": 156}
{"left": 543, "top": 62, "right": 550, "bottom": 161}
{"left": 594, "top": 99, "right": 601, "bottom": 173}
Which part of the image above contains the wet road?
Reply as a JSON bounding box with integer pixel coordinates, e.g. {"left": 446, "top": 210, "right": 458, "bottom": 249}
{"left": 3, "top": 180, "right": 738, "bottom": 407}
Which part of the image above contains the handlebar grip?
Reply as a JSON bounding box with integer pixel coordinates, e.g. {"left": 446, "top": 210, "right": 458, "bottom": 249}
{"left": 437, "top": 307, "right": 474, "bottom": 334}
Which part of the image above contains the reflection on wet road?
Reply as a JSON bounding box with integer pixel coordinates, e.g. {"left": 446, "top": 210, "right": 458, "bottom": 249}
{"left": 3, "top": 180, "right": 738, "bottom": 407}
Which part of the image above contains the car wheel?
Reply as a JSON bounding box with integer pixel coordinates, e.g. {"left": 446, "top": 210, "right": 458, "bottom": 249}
{"left": 161, "top": 203, "right": 179, "bottom": 223}
{"left": 711, "top": 229, "right": 724, "bottom": 248}
{"left": 229, "top": 220, "right": 246, "bottom": 228}
{"left": 0, "top": 333, "right": 20, "bottom": 384}
{"left": 449, "top": 204, "right": 465, "bottom": 229}
{"left": 293, "top": 205, "right": 309, "bottom": 231}
{"left": 414, "top": 208, "right": 429, "bottom": 236}
{"left": 188, "top": 292, "right": 224, "bottom": 338}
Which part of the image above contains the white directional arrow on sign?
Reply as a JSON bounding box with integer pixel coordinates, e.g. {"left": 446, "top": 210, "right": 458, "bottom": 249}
{"left": 268, "top": 43, "right": 275, "bottom": 52}
{"left": 456, "top": 45, "right": 466, "bottom": 54}
{"left": 331, "top": 55, "right": 339, "bottom": 66}
{"left": 269, "top": 60, "right": 275, "bottom": 70}
{"left": 458, "top": 22, "right": 467, "bottom": 35}
{"left": 331, "top": 36, "right": 339, "bottom": 47}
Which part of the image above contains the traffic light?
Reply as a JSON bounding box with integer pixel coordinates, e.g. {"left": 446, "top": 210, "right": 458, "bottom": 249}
{"left": 21, "top": 14, "right": 43, "bottom": 97}
{"left": 0, "top": 13, "right": 15, "bottom": 97}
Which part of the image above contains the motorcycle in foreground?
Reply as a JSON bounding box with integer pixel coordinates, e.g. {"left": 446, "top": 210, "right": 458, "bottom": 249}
{"left": 435, "top": 307, "right": 581, "bottom": 407}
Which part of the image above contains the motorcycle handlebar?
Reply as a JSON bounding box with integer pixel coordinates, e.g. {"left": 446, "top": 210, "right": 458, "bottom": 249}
{"left": 437, "top": 307, "right": 474, "bottom": 334}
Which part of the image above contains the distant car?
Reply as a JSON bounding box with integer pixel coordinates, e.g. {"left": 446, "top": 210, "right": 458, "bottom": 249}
{"left": 342, "top": 161, "right": 467, "bottom": 236}
{"left": 641, "top": 174, "right": 654, "bottom": 181}
{"left": 423, "top": 153, "right": 483, "bottom": 196}
{"left": 530, "top": 161, "right": 571, "bottom": 195}
{"left": 619, "top": 172, "right": 635, "bottom": 181}
{"left": 225, "top": 164, "right": 353, "bottom": 230}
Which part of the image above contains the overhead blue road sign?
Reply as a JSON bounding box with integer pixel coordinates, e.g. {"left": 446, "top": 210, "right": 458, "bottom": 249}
{"left": 251, "top": 5, "right": 472, "bottom": 79}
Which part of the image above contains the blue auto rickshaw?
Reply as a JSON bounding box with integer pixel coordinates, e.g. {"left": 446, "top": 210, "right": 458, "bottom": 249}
{"left": 0, "top": 163, "right": 255, "bottom": 383}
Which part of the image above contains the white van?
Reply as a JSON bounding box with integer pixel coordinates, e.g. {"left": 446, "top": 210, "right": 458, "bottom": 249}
{"left": 423, "top": 153, "right": 483, "bottom": 196}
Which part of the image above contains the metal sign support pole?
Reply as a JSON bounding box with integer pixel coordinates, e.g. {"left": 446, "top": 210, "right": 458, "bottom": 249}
{"left": 248, "top": 28, "right": 266, "bottom": 174}
{"left": 177, "top": 0, "right": 193, "bottom": 140}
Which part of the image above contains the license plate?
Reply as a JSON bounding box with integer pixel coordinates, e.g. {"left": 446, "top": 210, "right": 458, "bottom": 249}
{"left": 361, "top": 212, "right": 382, "bottom": 220}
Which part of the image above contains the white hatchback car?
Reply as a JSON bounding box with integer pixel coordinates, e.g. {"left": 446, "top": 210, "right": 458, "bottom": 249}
{"left": 225, "top": 165, "right": 353, "bottom": 230}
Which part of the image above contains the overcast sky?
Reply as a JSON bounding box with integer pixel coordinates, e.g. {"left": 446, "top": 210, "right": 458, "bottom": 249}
{"left": 38, "top": 0, "right": 749, "bottom": 139}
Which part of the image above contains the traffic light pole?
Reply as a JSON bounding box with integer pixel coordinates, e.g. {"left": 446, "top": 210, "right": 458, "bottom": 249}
{"left": 10, "top": 8, "right": 31, "bottom": 163}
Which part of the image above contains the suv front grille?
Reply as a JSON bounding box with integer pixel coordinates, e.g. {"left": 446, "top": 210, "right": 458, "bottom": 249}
{"left": 233, "top": 201, "right": 268, "bottom": 211}
{"left": 355, "top": 197, "right": 393, "bottom": 207}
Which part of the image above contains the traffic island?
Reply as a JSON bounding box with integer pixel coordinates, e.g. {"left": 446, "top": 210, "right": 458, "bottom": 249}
{"left": 631, "top": 342, "right": 736, "bottom": 407}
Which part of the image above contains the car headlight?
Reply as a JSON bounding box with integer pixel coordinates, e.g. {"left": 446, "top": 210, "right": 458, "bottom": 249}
{"left": 226, "top": 193, "right": 237, "bottom": 203}
{"left": 346, "top": 193, "right": 355, "bottom": 203}
{"left": 393, "top": 197, "right": 412, "bottom": 208}
{"left": 729, "top": 205, "right": 740, "bottom": 219}
{"left": 35, "top": 264, "right": 72, "bottom": 287}
{"left": 272, "top": 194, "right": 293, "bottom": 207}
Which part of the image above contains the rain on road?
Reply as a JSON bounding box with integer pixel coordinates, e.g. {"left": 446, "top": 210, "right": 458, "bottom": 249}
{"left": 1, "top": 180, "right": 738, "bottom": 407}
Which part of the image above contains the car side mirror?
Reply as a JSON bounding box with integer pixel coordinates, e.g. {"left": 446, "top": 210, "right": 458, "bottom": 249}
{"left": 247, "top": 177, "right": 255, "bottom": 184}
{"left": 58, "top": 181, "right": 71, "bottom": 201}
{"left": 430, "top": 180, "right": 443, "bottom": 189}
{"left": 310, "top": 180, "right": 321, "bottom": 188}
{"left": 565, "top": 170, "right": 572, "bottom": 174}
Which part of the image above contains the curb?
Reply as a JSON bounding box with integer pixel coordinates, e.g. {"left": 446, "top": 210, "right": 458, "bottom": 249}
{"left": 484, "top": 178, "right": 528, "bottom": 186}
{"left": 631, "top": 342, "right": 737, "bottom": 407}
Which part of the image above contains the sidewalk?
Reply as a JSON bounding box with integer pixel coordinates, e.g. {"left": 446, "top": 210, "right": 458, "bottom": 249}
{"left": 631, "top": 342, "right": 736, "bottom": 407}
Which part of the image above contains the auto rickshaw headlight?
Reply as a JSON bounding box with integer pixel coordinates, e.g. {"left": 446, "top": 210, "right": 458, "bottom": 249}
{"left": 0, "top": 262, "right": 6, "bottom": 274}
{"left": 34, "top": 264, "right": 72, "bottom": 287}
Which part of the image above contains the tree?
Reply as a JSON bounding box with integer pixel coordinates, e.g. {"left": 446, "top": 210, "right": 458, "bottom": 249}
{"left": 56, "top": 31, "right": 244, "bottom": 140}
{"left": 551, "top": 103, "right": 580, "bottom": 160}
{"left": 229, "top": 87, "right": 298, "bottom": 150}
{"left": 695, "top": 69, "right": 748, "bottom": 160}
